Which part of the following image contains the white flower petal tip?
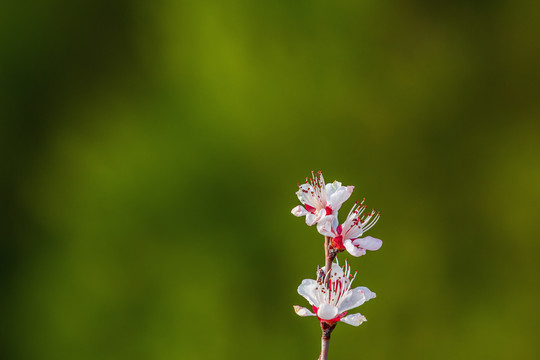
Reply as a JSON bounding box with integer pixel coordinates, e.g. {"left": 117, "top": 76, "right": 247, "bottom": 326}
{"left": 354, "top": 236, "right": 383, "bottom": 251}
{"left": 358, "top": 286, "right": 376, "bottom": 301}
{"left": 343, "top": 239, "right": 367, "bottom": 257}
{"left": 293, "top": 305, "right": 315, "bottom": 317}
{"left": 341, "top": 313, "right": 367, "bottom": 326}
{"left": 297, "top": 279, "right": 318, "bottom": 306}
{"left": 291, "top": 205, "right": 308, "bottom": 217}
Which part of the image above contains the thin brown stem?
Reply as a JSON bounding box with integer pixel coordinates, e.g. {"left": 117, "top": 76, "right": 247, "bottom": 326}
{"left": 318, "top": 321, "right": 336, "bottom": 360}
{"left": 324, "top": 236, "right": 331, "bottom": 269}
{"left": 324, "top": 236, "right": 337, "bottom": 285}
{"left": 320, "top": 237, "right": 338, "bottom": 359}
{"left": 319, "top": 336, "right": 330, "bottom": 360}
{"left": 324, "top": 236, "right": 330, "bottom": 284}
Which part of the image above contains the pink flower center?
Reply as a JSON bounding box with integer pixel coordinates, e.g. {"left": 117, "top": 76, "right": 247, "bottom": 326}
{"left": 331, "top": 236, "right": 345, "bottom": 250}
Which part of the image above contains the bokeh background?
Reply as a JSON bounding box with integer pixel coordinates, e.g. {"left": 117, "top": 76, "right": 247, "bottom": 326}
{"left": 2, "top": 0, "right": 539, "bottom": 359}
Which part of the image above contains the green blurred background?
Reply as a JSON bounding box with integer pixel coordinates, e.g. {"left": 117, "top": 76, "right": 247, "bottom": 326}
{"left": 1, "top": 0, "right": 539, "bottom": 359}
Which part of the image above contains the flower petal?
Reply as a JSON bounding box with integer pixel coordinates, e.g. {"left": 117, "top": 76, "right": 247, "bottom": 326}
{"left": 324, "top": 181, "right": 340, "bottom": 200}
{"left": 317, "top": 303, "right": 339, "bottom": 320}
{"left": 327, "top": 184, "right": 354, "bottom": 212}
{"left": 358, "top": 286, "right": 376, "bottom": 301}
{"left": 295, "top": 184, "right": 312, "bottom": 203}
{"left": 333, "top": 215, "right": 340, "bottom": 232}
{"left": 338, "top": 287, "right": 366, "bottom": 312}
{"left": 325, "top": 181, "right": 350, "bottom": 198}
{"left": 316, "top": 215, "right": 335, "bottom": 237}
{"left": 293, "top": 305, "right": 315, "bottom": 317}
{"left": 340, "top": 313, "right": 366, "bottom": 326}
{"left": 297, "top": 279, "right": 319, "bottom": 306}
{"left": 353, "top": 236, "right": 383, "bottom": 251}
{"left": 343, "top": 239, "right": 367, "bottom": 257}
{"left": 306, "top": 212, "right": 322, "bottom": 226}
{"left": 291, "top": 205, "right": 309, "bottom": 217}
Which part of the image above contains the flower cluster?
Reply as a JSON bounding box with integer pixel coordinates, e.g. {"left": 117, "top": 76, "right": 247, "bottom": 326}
{"left": 292, "top": 171, "right": 382, "bottom": 257}
{"left": 292, "top": 171, "right": 382, "bottom": 333}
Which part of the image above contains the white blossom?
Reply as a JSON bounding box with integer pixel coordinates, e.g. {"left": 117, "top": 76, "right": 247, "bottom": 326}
{"left": 317, "top": 200, "right": 382, "bottom": 257}
{"left": 294, "top": 261, "right": 376, "bottom": 326}
{"left": 291, "top": 171, "right": 354, "bottom": 226}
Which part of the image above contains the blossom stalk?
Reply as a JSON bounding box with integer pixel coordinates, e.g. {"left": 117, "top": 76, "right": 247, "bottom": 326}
{"left": 324, "top": 236, "right": 332, "bottom": 285}
{"left": 318, "top": 321, "right": 336, "bottom": 360}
